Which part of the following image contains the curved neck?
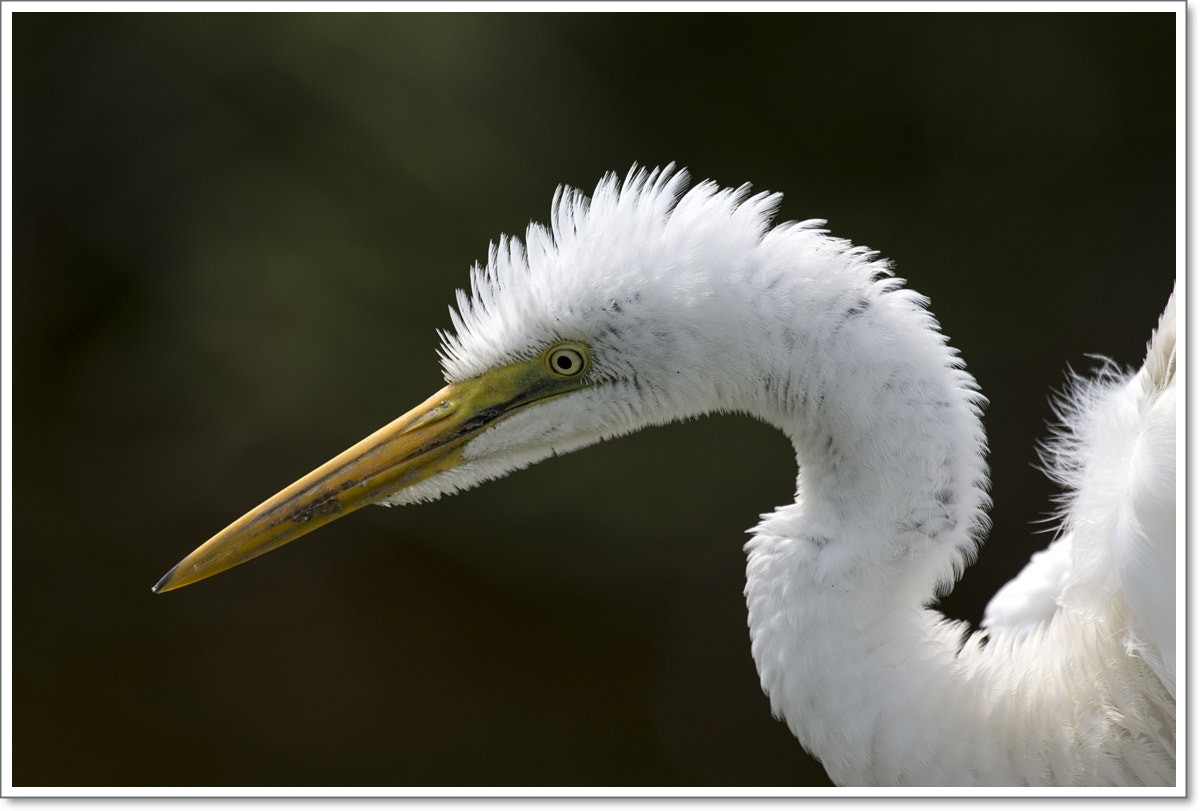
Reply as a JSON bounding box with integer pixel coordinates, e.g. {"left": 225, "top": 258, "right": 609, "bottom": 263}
{"left": 732, "top": 272, "right": 990, "bottom": 600}
{"left": 729, "top": 271, "right": 1173, "bottom": 785}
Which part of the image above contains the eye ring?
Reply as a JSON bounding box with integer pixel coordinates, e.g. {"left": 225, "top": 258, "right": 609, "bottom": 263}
{"left": 545, "top": 343, "right": 589, "bottom": 378}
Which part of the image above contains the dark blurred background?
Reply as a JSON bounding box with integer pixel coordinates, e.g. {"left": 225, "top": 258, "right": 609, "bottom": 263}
{"left": 13, "top": 11, "right": 1177, "bottom": 789}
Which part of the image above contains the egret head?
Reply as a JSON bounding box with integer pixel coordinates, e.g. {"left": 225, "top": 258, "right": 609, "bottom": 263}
{"left": 152, "top": 166, "right": 766, "bottom": 591}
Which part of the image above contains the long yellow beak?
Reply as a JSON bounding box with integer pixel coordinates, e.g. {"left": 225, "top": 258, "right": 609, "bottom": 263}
{"left": 153, "top": 342, "right": 592, "bottom": 593}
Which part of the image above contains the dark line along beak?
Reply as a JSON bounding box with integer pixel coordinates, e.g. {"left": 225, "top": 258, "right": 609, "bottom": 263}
{"left": 152, "top": 383, "right": 480, "bottom": 593}
{"left": 153, "top": 344, "right": 593, "bottom": 593}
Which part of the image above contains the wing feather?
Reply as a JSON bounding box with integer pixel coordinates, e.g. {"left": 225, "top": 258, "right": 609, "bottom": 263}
{"left": 983, "top": 288, "right": 1177, "bottom": 697}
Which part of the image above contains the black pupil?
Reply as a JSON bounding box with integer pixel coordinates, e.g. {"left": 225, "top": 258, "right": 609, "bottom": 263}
{"left": 555, "top": 353, "right": 574, "bottom": 371}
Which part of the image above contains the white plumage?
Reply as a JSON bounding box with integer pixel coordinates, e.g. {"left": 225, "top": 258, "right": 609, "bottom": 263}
{"left": 156, "top": 165, "right": 1177, "bottom": 787}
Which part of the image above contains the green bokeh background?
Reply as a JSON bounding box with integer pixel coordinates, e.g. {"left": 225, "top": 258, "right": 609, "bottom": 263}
{"left": 14, "top": 10, "right": 1177, "bottom": 788}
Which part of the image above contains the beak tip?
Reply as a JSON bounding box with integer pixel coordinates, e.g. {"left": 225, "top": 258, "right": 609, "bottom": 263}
{"left": 152, "top": 566, "right": 181, "bottom": 594}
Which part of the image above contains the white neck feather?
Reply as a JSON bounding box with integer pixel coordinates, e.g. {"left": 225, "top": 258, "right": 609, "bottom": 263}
{"left": 734, "top": 266, "right": 1173, "bottom": 786}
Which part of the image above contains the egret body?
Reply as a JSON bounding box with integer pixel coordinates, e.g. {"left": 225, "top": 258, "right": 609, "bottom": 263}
{"left": 155, "top": 166, "right": 1177, "bottom": 786}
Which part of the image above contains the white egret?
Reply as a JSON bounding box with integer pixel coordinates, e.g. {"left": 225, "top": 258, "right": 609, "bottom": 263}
{"left": 154, "top": 166, "right": 1177, "bottom": 786}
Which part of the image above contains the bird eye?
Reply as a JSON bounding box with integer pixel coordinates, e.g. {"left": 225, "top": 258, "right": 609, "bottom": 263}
{"left": 546, "top": 344, "right": 589, "bottom": 378}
